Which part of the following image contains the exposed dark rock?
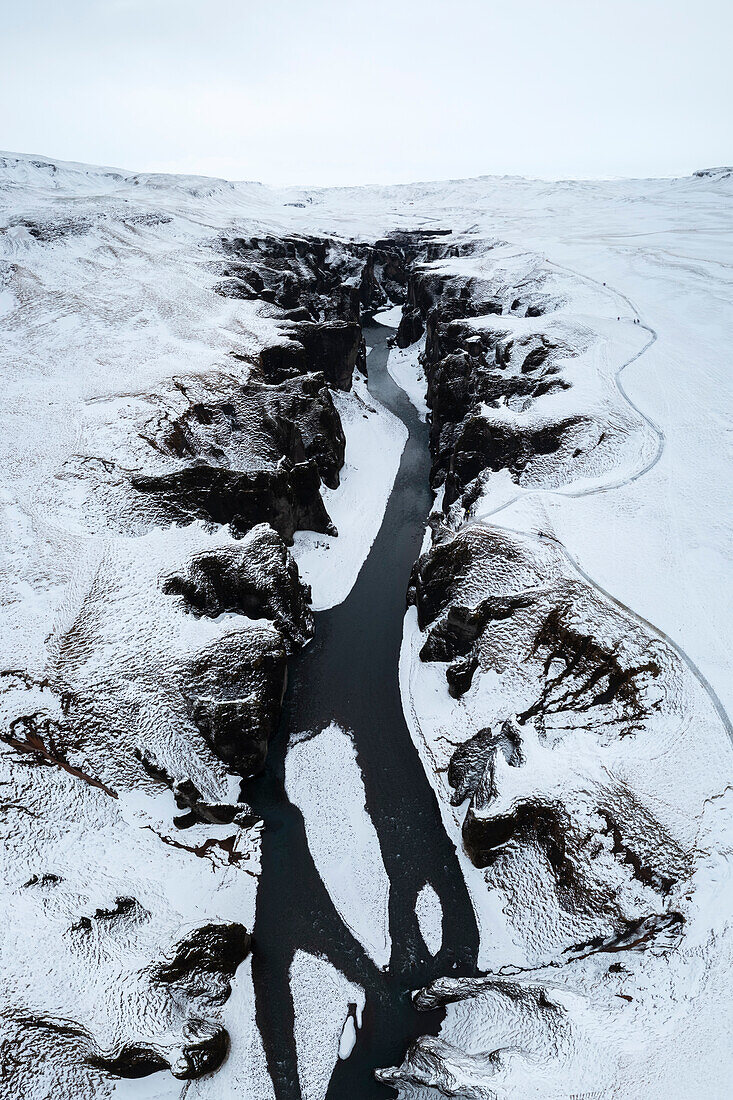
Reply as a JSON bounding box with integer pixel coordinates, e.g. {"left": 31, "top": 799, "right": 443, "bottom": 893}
{"left": 392, "top": 257, "right": 577, "bottom": 511}
{"left": 409, "top": 527, "right": 520, "bottom": 629}
{"left": 71, "top": 896, "right": 143, "bottom": 933}
{"left": 422, "top": 320, "right": 574, "bottom": 502}
{"left": 89, "top": 1022, "right": 229, "bottom": 1080}
{"left": 219, "top": 231, "right": 453, "bottom": 349}
{"left": 22, "top": 872, "right": 61, "bottom": 888}
{"left": 442, "top": 413, "right": 586, "bottom": 507}
{"left": 396, "top": 265, "right": 502, "bottom": 350}
{"left": 462, "top": 799, "right": 571, "bottom": 883}
{"left": 135, "top": 747, "right": 260, "bottom": 829}
{"left": 411, "top": 525, "right": 692, "bottom": 932}
{"left": 445, "top": 652, "right": 479, "bottom": 698}
{"left": 150, "top": 372, "right": 345, "bottom": 490}
{"left": 163, "top": 523, "right": 314, "bottom": 652}
{"left": 258, "top": 320, "right": 363, "bottom": 391}
{"left": 217, "top": 231, "right": 444, "bottom": 332}
{"left": 420, "top": 593, "right": 534, "bottom": 663}
{"left": 516, "top": 605, "right": 662, "bottom": 737}
{"left": 133, "top": 460, "right": 335, "bottom": 545}
{"left": 183, "top": 630, "right": 287, "bottom": 776}
{"left": 413, "top": 527, "right": 665, "bottom": 739}
{"left": 10, "top": 215, "right": 93, "bottom": 242}
{"left": 133, "top": 370, "right": 349, "bottom": 542}
{"left": 153, "top": 922, "right": 251, "bottom": 986}
{"left": 172, "top": 778, "right": 259, "bottom": 830}
{"left": 563, "top": 911, "right": 685, "bottom": 961}
{"left": 448, "top": 721, "right": 523, "bottom": 805}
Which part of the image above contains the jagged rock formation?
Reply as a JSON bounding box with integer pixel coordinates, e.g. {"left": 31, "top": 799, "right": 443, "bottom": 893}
{"left": 185, "top": 628, "right": 288, "bottom": 775}
{"left": 257, "top": 320, "right": 364, "bottom": 391}
{"left": 218, "top": 230, "right": 446, "bottom": 323}
{"left": 410, "top": 524, "right": 696, "bottom": 930}
{"left": 131, "top": 372, "right": 344, "bottom": 543}
{"left": 217, "top": 231, "right": 443, "bottom": 391}
{"left": 423, "top": 321, "right": 574, "bottom": 506}
{"left": 394, "top": 246, "right": 655, "bottom": 522}
{"left": 392, "top": 520, "right": 732, "bottom": 1097}
{"left": 163, "top": 522, "right": 315, "bottom": 650}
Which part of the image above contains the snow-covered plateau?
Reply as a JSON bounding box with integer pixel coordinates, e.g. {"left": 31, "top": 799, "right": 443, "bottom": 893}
{"left": 0, "top": 152, "right": 730, "bottom": 1099}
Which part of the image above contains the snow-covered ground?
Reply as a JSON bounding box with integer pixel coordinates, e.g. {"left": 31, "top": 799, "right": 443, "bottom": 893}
{"left": 385, "top": 179, "right": 733, "bottom": 1097}
{"left": 292, "top": 377, "right": 407, "bottom": 610}
{"left": 387, "top": 337, "right": 429, "bottom": 420}
{"left": 1, "top": 151, "right": 731, "bottom": 1099}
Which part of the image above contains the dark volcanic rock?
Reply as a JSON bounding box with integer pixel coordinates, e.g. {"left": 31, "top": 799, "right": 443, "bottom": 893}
{"left": 153, "top": 922, "right": 251, "bottom": 987}
{"left": 219, "top": 230, "right": 453, "bottom": 336}
{"left": 89, "top": 1021, "right": 230, "bottom": 1080}
{"left": 408, "top": 524, "right": 693, "bottom": 927}
{"left": 163, "top": 523, "right": 314, "bottom": 652}
{"left": 183, "top": 629, "right": 287, "bottom": 775}
{"left": 413, "top": 527, "right": 665, "bottom": 740}
{"left": 151, "top": 373, "right": 346, "bottom": 490}
{"left": 392, "top": 256, "right": 577, "bottom": 512}
{"left": 218, "top": 231, "right": 430, "bottom": 329}
{"left": 259, "top": 320, "right": 363, "bottom": 391}
{"left": 424, "top": 320, "right": 575, "bottom": 503}
{"left": 396, "top": 265, "right": 502, "bottom": 350}
{"left": 172, "top": 778, "right": 258, "bottom": 829}
{"left": 134, "top": 373, "right": 346, "bottom": 542}
{"left": 462, "top": 799, "right": 571, "bottom": 880}
{"left": 448, "top": 720, "right": 523, "bottom": 805}
{"left": 133, "top": 459, "right": 335, "bottom": 544}
{"left": 442, "top": 413, "right": 586, "bottom": 507}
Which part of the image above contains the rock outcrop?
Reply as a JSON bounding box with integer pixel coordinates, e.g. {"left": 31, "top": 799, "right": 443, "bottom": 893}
{"left": 163, "top": 522, "right": 315, "bottom": 650}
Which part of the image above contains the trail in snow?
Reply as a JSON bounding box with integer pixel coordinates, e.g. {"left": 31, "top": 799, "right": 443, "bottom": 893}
{"left": 473, "top": 268, "right": 662, "bottom": 528}
{"left": 474, "top": 258, "right": 731, "bottom": 736}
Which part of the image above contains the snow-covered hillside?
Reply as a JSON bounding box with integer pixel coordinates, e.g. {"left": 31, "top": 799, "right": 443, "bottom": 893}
{"left": 0, "top": 152, "right": 731, "bottom": 1099}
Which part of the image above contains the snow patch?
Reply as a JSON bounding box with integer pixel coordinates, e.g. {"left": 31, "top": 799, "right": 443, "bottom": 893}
{"left": 387, "top": 338, "right": 429, "bottom": 420}
{"left": 373, "top": 304, "right": 404, "bottom": 327}
{"left": 285, "top": 721, "right": 391, "bottom": 967}
{"left": 292, "top": 375, "right": 407, "bottom": 610}
{"left": 290, "top": 951, "right": 365, "bottom": 1100}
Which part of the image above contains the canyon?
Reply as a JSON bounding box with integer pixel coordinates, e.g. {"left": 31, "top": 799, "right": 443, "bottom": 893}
{"left": 0, "top": 155, "right": 731, "bottom": 1099}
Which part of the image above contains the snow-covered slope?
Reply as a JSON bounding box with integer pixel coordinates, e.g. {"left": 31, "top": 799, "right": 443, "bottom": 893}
{"left": 0, "top": 151, "right": 731, "bottom": 1099}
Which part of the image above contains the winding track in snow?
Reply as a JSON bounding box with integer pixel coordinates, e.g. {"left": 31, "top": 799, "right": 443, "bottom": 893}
{"left": 472, "top": 255, "right": 732, "bottom": 738}
{"left": 473, "top": 261, "right": 663, "bottom": 524}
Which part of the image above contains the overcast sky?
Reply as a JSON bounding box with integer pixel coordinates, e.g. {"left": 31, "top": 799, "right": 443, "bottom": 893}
{"left": 3, "top": 0, "right": 731, "bottom": 185}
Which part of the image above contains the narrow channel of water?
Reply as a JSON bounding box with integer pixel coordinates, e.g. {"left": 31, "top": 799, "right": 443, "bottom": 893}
{"left": 242, "top": 322, "right": 480, "bottom": 1099}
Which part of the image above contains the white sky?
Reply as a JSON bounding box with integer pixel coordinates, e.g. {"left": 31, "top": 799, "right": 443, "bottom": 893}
{"left": 3, "top": 0, "right": 731, "bottom": 185}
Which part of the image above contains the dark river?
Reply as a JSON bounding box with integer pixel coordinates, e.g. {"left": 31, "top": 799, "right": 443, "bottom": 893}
{"left": 242, "top": 321, "right": 480, "bottom": 1099}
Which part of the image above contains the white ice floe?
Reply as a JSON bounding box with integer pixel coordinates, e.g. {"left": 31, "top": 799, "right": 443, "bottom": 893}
{"left": 285, "top": 721, "right": 391, "bottom": 967}
{"left": 289, "top": 951, "right": 365, "bottom": 1100}
{"left": 415, "top": 882, "right": 443, "bottom": 956}
{"left": 338, "top": 1015, "right": 357, "bottom": 1060}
